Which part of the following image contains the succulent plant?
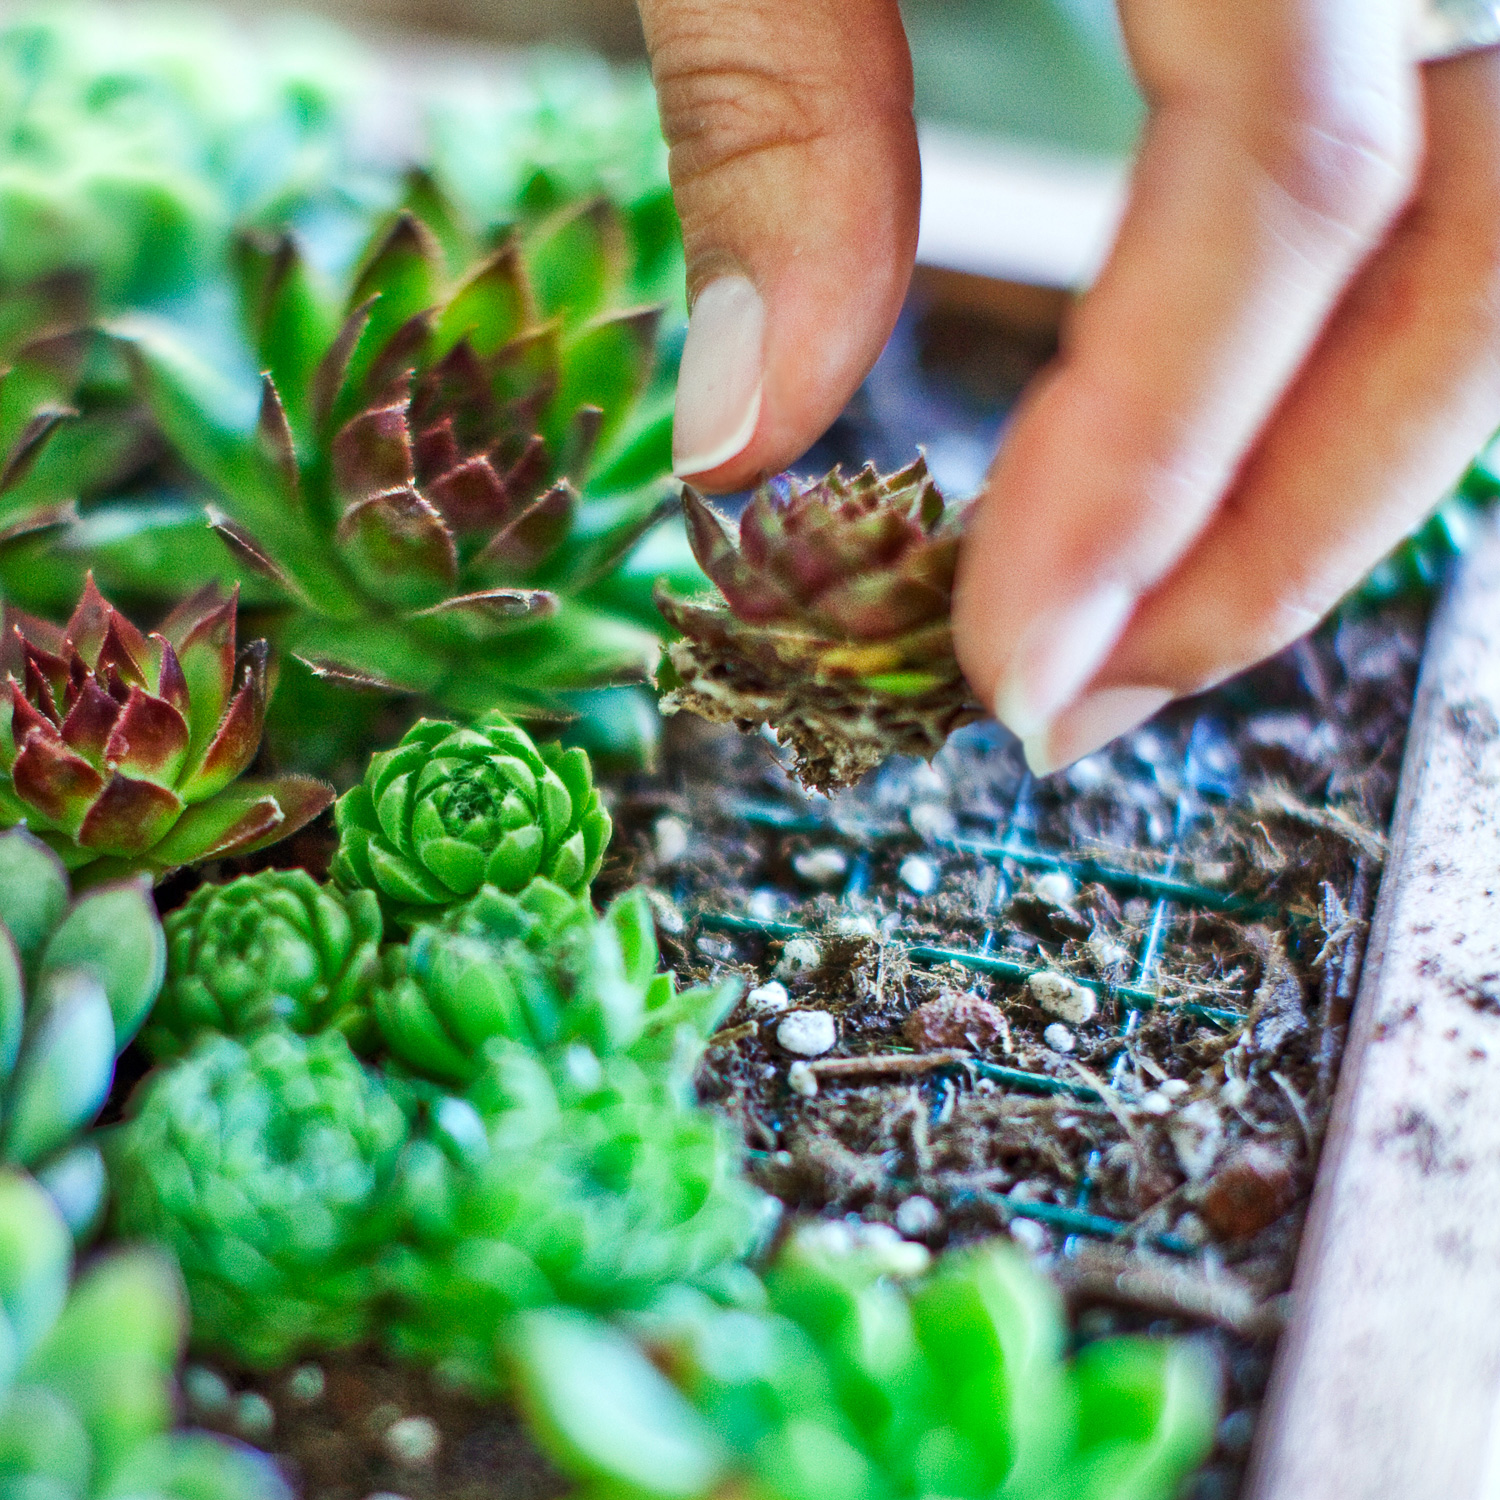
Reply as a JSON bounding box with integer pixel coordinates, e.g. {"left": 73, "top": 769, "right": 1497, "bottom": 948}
{"left": 0, "top": 1170, "right": 286, "bottom": 1500}
{"left": 0, "top": 4, "right": 368, "bottom": 307}
{"left": 514, "top": 1222, "right": 1217, "bottom": 1500}
{"left": 385, "top": 1040, "right": 771, "bottom": 1393}
{"left": 142, "top": 869, "right": 383, "bottom": 1060}
{"left": 657, "top": 456, "right": 983, "bottom": 792}
{"left": 110, "top": 1028, "right": 409, "bottom": 1368}
{"left": 0, "top": 829, "right": 164, "bottom": 1236}
{"left": 373, "top": 879, "right": 734, "bottom": 1087}
{"left": 120, "top": 194, "right": 681, "bottom": 764}
{"left": 0, "top": 575, "right": 331, "bottom": 882}
{"left": 332, "top": 712, "right": 611, "bottom": 928}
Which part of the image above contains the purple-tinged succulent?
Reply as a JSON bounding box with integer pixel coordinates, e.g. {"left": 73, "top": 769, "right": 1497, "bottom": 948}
{"left": 656, "top": 457, "right": 983, "bottom": 791}
{"left": 0, "top": 575, "right": 332, "bottom": 882}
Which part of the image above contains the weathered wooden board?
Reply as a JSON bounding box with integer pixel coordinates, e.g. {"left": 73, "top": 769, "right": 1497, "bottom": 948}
{"left": 1247, "top": 510, "right": 1500, "bottom": 1499}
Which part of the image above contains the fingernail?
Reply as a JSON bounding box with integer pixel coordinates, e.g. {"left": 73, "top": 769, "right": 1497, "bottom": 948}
{"left": 1022, "top": 685, "right": 1174, "bottom": 776}
{"left": 992, "top": 583, "right": 1135, "bottom": 741}
{"left": 672, "top": 275, "right": 765, "bottom": 477}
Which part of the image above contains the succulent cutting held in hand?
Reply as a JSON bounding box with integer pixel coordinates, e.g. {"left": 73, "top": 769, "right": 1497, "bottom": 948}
{"left": 0, "top": 576, "right": 331, "bottom": 882}
{"left": 332, "top": 711, "right": 611, "bottom": 928}
{"left": 657, "top": 456, "right": 983, "bottom": 792}
{"left": 0, "top": 829, "right": 164, "bottom": 1236}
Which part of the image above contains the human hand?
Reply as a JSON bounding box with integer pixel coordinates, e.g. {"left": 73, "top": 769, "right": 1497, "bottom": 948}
{"left": 641, "top": 0, "right": 1500, "bottom": 772}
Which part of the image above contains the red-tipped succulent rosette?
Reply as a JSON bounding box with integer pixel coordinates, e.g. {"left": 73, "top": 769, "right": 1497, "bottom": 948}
{"left": 0, "top": 575, "right": 333, "bottom": 882}
{"left": 655, "top": 457, "right": 984, "bottom": 792}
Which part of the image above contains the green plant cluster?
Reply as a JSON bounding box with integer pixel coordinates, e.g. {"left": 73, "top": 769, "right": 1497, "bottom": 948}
{"left": 111, "top": 712, "right": 770, "bottom": 1387}
{"left": 0, "top": 1170, "right": 286, "bottom": 1500}
{"left": 512, "top": 1221, "right": 1218, "bottom": 1500}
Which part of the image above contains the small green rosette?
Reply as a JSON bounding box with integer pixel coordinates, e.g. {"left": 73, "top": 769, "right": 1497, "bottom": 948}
{"left": 372, "top": 880, "right": 734, "bottom": 1088}
{"left": 144, "top": 869, "right": 383, "bottom": 1058}
{"left": 332, "top": 712, "right": 611, "bottom": 927}
{"left": 110, "top": 1029, "right": 409, "bottom": 1368}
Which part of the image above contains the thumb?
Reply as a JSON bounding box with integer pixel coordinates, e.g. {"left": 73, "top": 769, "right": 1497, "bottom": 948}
{"left": 639, "top": 0, "right": 920, "bottom": 485}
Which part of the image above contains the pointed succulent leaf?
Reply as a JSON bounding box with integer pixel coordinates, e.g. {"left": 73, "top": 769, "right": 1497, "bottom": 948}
{"left": 76, "top": 775, "right": 185, "bottom": 857}
{"left": 433, "top": 242, "right": 532, "bottom": 360}
{"left": 508, "top": 1308, "right": 727, "bottom": 1499}
{"left": 477, "top": 481, "right": 577, "bottom": 575}
{"left": 235, "top": 233, "right": 339, "bottom": 443}
{"left": 341, "top": 214, "right": 444, "bottom": 412}
{"left": 548, "top": 307, "right": 659, "bottom": 455}
{"left": 12, "top": 730, "right": 106, "bottom": 833}
{"left": 0, "top": 406, "right": 75, "bottom": 497}
{"left": 338, "top": 487, "right": 459, "bottom": 610}
{"left": 256, "top": 377, "right": 302, "bottom": 503}
{"left": 2, "top": 970, "right": 114, "bottom": 1169}
{"left": 313, "top": 297, "right": 377, "bottom": 437}
{"left": 168, "top": 586, "right": 238, "bottom": 766}
{"left": 406, "top": 589, "right": 560, "bottom": 628}
{"left": 40, "top": 881, "right": 165, "bottom": 1050}
{"left": 525, "top": 200, "right": 628, "bottom": 328}
{"left": 177, "top": 649, "right": 268, "bottom": 805}
{"left": 103, "top": 688, "right": 191, "bottom": 786}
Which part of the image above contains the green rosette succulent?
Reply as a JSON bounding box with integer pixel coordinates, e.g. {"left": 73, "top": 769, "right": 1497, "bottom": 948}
{"left": 332, "top": 712, "right": 611, "bottom": 928}
{"left": 0, "top": 575, "right": 332, "bottom": 882}
{"left": 385, "top": 1045, "right": 771, "bottom": 1393}
{"left": 110, "top": 1028, "right": 409, "bottom": 1368}
{"left": 0, "top": 829, "right": 164, "bottom": 1237}
{"left": 372, "top": 880, "right": 733, "bottom": 1088}
{"left": 117, "top": 187, "right": 687, "bottom": 770}
{"left": 142, "top": 869, "right": 383, "bottom": 1059}
{"left": 513, "top": 1223, "right": 1218, "bottom": 1500}
{"left": 0, "top": 1170, "right": 286, "bottom": 1500}
{"left": 375, "top": 877, "right": 763, "bottom": 1390}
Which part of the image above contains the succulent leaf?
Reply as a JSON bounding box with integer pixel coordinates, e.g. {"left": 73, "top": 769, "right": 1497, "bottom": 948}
{"left": 0, "top": 1167, "right": 283, "bottom": 1500}
{"left": 657, "top": 458, "right": 984, "bottom": 791}
{"left": 0, "top": 831, "right": 165, "bottom": 1195}
{"left": 0, "top": 578, "right": 331, "bottom": 881}
{"left": 528, "top": 1226, "right": 1217, "bottom": 1500}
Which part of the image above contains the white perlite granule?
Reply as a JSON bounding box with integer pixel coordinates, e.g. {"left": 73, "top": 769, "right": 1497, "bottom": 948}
{"left": 777, "top": 1009, "right": 837, "bottom": 1056}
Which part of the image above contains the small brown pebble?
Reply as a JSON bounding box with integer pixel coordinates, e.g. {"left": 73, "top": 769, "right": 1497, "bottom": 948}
{"left": 1200, "top": 1143, "right": 1299, "bottom": 1238}
{"left": 904, "top": 994, "right": 1007, "bottom": 1051}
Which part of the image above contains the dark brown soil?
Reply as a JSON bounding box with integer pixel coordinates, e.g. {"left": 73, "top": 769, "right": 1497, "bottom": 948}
{"left": 182, "top": 1355, "right": 567, "bottom": 1500}
{"left": 602, "top": 600, "right": 1426, "bottom": 1500}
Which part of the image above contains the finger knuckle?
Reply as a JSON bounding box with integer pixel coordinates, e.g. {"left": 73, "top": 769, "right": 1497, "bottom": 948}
{"left": 650, "top": 18, "right": 883, "bottom": 190}
{"left": 1252, "top": 88, "right": 1419, "bottom": 242}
